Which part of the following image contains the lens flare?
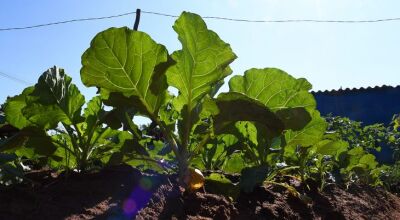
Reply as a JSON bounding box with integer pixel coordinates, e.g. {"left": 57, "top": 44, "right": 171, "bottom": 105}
{"left": 123, "top": 176, "right": 154, "bottom": 218}
{"left": 123, "top": 199, "right": 137, "bottom": 214}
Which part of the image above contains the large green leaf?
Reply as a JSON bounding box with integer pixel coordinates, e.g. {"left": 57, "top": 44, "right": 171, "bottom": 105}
{"left": 167, "top": 12, "right": 236, "bottom": 111}
{"left": 23, "top": 67, "right": 85, "bottom": 129}
{"left": 4, "top": 87, "right": 34, "bottom": 129}
{"left": 81, "top": 27, "right": 169, "bottom": 118}
{"left": 99, "top": 89, "right": 140, "bottom": 131}
{"left": 166, "top": 12, "right": 236, "bottom": 146}
{"left": 275, "top": 107, "right": 312, "bottom": 131}
{"left": 83, "top": 96, "right": 105, "bottom": 134}
{"left": 23, "top": 128, "right": 58, "bottom": 155}
{"left": 313, "top": 139, "right": 349, "bottom": 159}
{"left": 0, "top": 127, "right": 57, "bottom": 155}
{"left": 0, "top": 131, "right": 28, "bottom": 152}
{"left": 285, "top": 110, "right": 327, "bottom": 147}
{"left": 84, "top": 96, "right": 103, "bottom": 119}
{"left": 234, "top": 122, "right": 258, "bottom": 146}
{"left": 196, "top": 134, "right": 241, "bottom": 171}
{"left": 213, "top": 92, "right": 284, "bottom": 136}
{"left": 359, "top": 154, "right": 378, "bottom": 169}
{"left": 223, "top": 153, "right": 246, "bottom": 173}
{"left": 229, "top": 68, "right": 315, "bottom": 112}
{"left": 23, "top": 104, "right": 70, "bottom": 129}
{"left": 205, "top": 173, "right": 240, "bottom": 199}
{"left": 228, "top": 68, "right": 314, "bottom": 139}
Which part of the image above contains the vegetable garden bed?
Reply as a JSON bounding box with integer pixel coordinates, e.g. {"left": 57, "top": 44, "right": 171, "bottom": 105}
{"left": 1, "top": 165, "right": 400, "bottom": 220}
{"left": 1, "top": 11, "right": 400, "bottom": 220}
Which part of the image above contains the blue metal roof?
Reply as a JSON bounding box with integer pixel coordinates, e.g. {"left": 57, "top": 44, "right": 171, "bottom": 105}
{"left": 313, "top": 85, "right": 400, "bottom": 125}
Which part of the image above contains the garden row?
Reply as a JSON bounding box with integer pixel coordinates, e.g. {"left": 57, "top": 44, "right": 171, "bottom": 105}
{"left": 1, "top": 12, "right": 400, "bottom": 219}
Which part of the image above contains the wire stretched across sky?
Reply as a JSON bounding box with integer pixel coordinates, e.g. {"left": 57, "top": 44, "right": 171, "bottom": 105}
{"left": 0, "top": 71, "right": 31, "bottom": 85}
{"left": 1, "top": 9, "right": 400, "bottom": 32}
{"left": 143, "top": 10, "right": 400, "bottom": 23}
{"left": 0, "top": 11, "right": 136, "bottom": 31}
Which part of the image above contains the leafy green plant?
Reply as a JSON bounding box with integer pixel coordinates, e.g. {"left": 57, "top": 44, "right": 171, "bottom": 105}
{"left": 283, "top": 118, "right": 387, "bottom": 190}
{"left": 283, "top": 137, "right": 347, "bottom": 189}
{"left": 80, "top": 12, "right": 235, "bottom": 183}
{"left": 1, "top": 67, "right": 141, "bottom": 172}
{"left": 221, "top": 68, "right": 326, "bottom": 191}
{"left": 0, "top": 107, "right": 25, "bottom": 185}
{"left": 339, "top": 146, "right": 387, "bottom": 186}
{"left": 382, "top": 162, "right": 400, "bottom": 194}
{"left": 79, "top": 12, "right": 314, "bottom": 189}
{"left": 326, "top": 114, "right": 400, "bottom": 161}
{"left": 325, "top": 115, "right": 386, "bottom": 152}
{"left": 0, "top": 153, "right": 24, "bottom": 186}
{"left": 196, "top": 134, "right": 240, "bottom": 171}
{"left": 325, "top": 115, "right": 399, "bottom": 187}
{"left": 388, "top": 114, "right": 400, "bottom": 160}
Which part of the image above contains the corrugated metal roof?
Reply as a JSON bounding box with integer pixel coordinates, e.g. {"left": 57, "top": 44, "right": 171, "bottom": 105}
{"left": 312, "top": 85, "right": 400, "bottom": 95}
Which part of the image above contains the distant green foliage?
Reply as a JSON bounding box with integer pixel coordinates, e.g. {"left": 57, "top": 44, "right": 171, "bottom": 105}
{"left": 325, "top": 115, "right": 400, "bottom": 188}
{"left": 325, "top": 115, "right": 386, "bottom": 152}
{"left": 389, "top": 114, "right": 400, "bottom": 160}
{"left": 382, "top": 162, "right": 400, "bottom": 194}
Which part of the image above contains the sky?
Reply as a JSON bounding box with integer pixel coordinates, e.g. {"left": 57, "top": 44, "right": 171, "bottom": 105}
{"left": 1, "top": 0, "right": 400, "bottom": 105}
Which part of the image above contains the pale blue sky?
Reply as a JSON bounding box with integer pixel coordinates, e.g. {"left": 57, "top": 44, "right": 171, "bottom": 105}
{"left": 1, "top": 0, "right": 400, "bottom": 104}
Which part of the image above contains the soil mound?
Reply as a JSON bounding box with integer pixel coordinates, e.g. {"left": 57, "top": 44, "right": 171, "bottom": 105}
{"left": 1, "top": 167, "right": 399, "bottom": 220}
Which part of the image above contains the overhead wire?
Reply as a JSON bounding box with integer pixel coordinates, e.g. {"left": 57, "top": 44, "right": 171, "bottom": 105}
{"left": 142, "top": 10, "right": 400, "bottom": 23}
{"left": 1, "top": 10, "right": 400, "bottom": 32}
{"left": 0, "top": 71, "right": 31, "bottom": 85}
{"left": 0, "top": 11, "right": 136, "bottom": 31}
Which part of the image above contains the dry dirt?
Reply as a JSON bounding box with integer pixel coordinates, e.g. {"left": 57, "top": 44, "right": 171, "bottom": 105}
{"left": 1, "top": 165, "right": 399, "bottom": 220}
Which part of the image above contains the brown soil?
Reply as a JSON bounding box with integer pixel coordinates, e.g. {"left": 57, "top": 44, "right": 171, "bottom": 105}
{"left": 1, "top": 166, "right": 400, "bottom": 220}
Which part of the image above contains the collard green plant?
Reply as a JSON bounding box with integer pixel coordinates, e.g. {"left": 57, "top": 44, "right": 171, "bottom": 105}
{"left": 80, "top": 12, "right": 236, "bottom": 182}
{"left": 1, "top": 67, "right": 142, "bottom": 172}
{"left": 80, "top": 12, "right": 314, "bottom": 189}
{"left": 285, "top": 134, "right": 349, "bottom": 191}
{"left": 339, "top": 146, "right": 386, "bottom": 186}
{"left": 219, "top": 68, "right": 324, "bottom": 191}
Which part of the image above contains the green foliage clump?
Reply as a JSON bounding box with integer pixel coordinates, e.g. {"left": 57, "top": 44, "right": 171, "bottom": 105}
{"left": 325, "top": 114, "right": 400, "bottom": 188}
{"left": 1, "top": 67, "right": 148, "bottom": 173}
{"left": 0, "top": 11, "right": 392, "bottom": 196}
{"left": 326, "top": 115, "right": 385, "bottom": 152}
{"left": 0, "top": 152, "right": 24, "bottom": 186}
